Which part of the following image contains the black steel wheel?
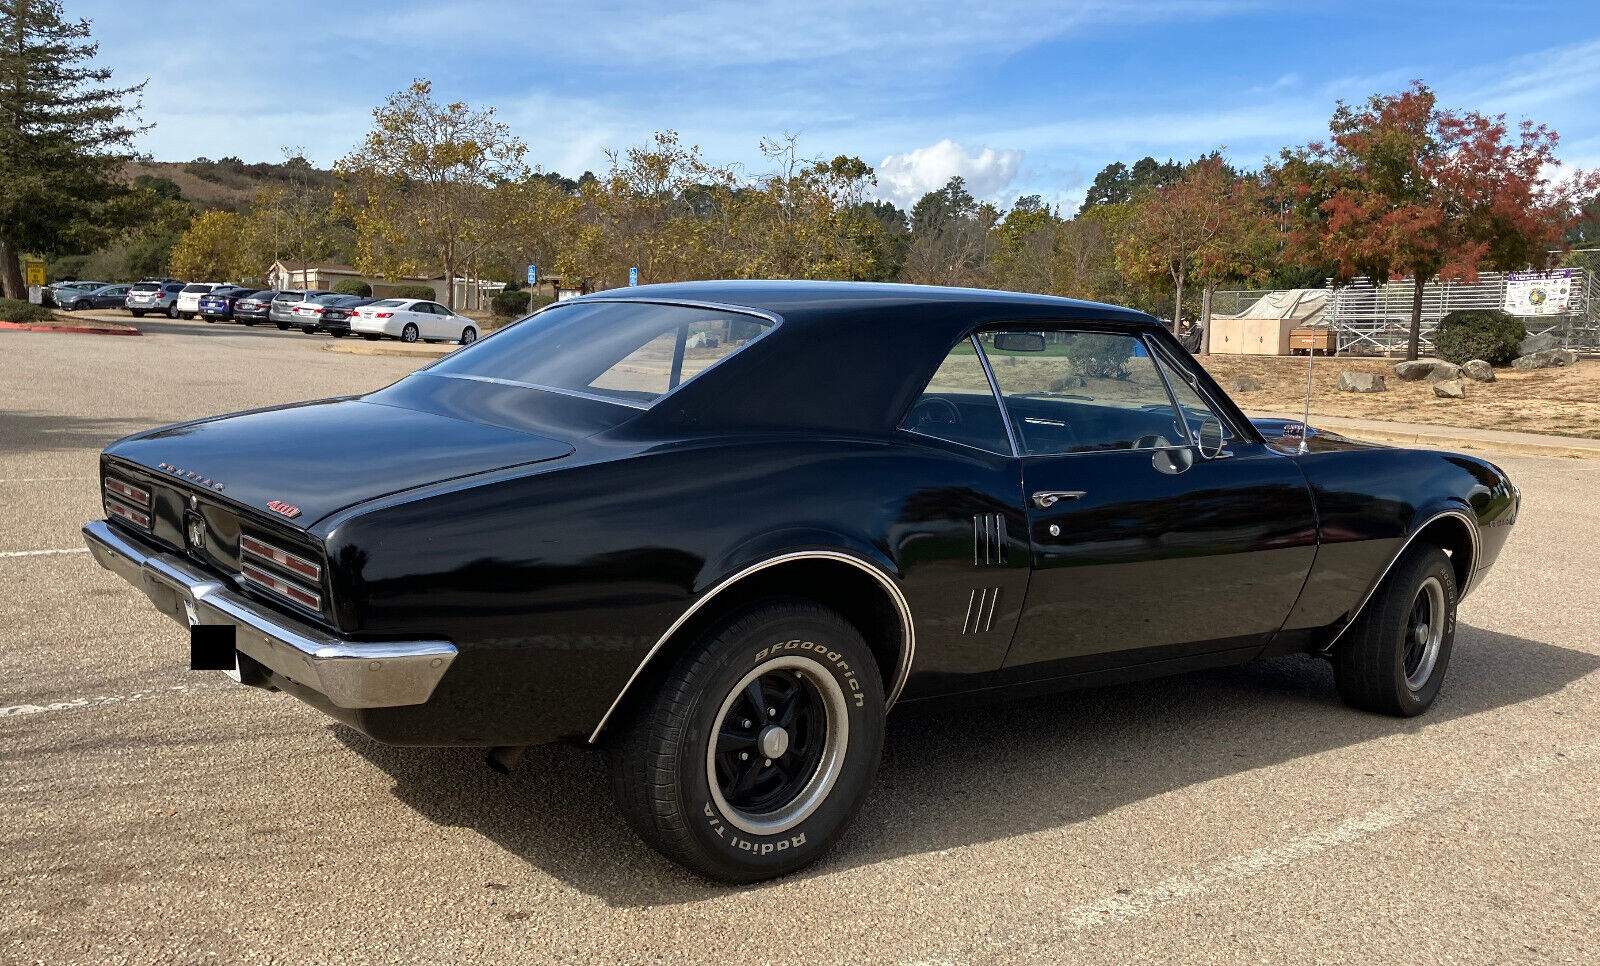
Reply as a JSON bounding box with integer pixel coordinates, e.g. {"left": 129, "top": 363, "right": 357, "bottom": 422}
{"left": 1334, "top": 544, "right": 1457, "bottom": 716}
{"left": 400, "top": 323, "right": 419, "bottom": 343}
{"left": 607, "top": 599, "right": 884, "bottom": 882}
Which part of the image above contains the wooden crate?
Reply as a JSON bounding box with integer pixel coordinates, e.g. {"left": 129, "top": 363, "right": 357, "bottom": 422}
{"left": 1290, "top": 327, "right": 1336, "bottom": 356}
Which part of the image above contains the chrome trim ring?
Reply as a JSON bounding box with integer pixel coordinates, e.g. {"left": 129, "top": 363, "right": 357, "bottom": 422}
{"left": 587, "top": 549, "right": 913, "bottom": 744}
{"left": 1404, "top": 576, "right": 1446, "bottom": 691}
{"left": 1322, "top": 508, "right": 1480, "bottom": 653}
{"left": 705, "top": 655, "right": 850, "bottom": 836}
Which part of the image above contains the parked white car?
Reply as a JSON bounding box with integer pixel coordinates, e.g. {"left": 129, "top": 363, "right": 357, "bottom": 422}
{"left": 348, "top": 298, "right": 480, "bottom": 345}
{"left": 174, "top": 282, "right": 221, "bottom": 320}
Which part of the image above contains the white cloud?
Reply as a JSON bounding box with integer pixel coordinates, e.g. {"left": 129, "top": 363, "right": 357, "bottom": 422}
{"left": 876, "top": 140, "right": 1025, "bottom": 208}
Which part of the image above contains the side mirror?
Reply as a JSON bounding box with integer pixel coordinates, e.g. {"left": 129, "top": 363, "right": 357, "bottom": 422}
{"left": 992, "top": 332, "right": 1046, "bottom": 353}
{"left": 1196, "top": 417, "right": 1227, "bottom": 459}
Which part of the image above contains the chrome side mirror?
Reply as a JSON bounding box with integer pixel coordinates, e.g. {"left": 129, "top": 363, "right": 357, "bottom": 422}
{"left": 1197, "top": 417, "right": 1227, "bottom": 460}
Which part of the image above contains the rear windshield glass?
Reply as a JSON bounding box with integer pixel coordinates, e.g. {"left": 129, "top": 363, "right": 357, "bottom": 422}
{"left": 428, "top": 300, "right": 775, "bottom": 407}
{"left": 181, "top": 284, "right": 213, "bottom": 294}
{"left": 312, "top": 293, "right": 346, "bottom": 304}
{"left": 131, "top": 283, "right": 159, "bottom": 292}
{"left": 367, "top": 299, "right": 405, "bottom": 308}
{"left": 274, "top": 291, "right": 304, "bottom": 301}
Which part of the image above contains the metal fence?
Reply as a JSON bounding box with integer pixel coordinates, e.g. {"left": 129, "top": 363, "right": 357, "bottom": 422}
{"left": 1325, "top": 270, "right": 1597, "bottom": 355}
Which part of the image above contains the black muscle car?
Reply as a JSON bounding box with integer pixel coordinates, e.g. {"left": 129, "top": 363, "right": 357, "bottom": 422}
{"left": 83, "top": 281, "right": 1519, "bottom": 881}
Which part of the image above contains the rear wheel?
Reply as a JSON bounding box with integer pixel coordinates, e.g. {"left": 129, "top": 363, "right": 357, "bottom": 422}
{"left": 130, "top": 309, "right": 144, "bottom": 317}
{"left": 400, "top": 323, "right": 419, "bottom": 343}
{"left": 301, "top": 326, "right": 317, "bottom": 334}
{"left": 460, "top": 326, "right": 477, "bottom": 345}
{"left": 331, "top": 330, "right": 347, "bottom": 338}
{"left": 607, "top": 599, "right": 884, "bottom": 882}
{"left": 275, "top": 322, "right": 290, "bottom": 330}
{"left": 1334, "top": 545, "right": 1457, "bottom": 717}
{"left": 73, "top": 299, "right": 91, "bottom": 311}
{"left": 166, "top": 303, "right": 179, "bottom": 319}
{"left": 180, "top": 312, "right": 193, "bottom": 320}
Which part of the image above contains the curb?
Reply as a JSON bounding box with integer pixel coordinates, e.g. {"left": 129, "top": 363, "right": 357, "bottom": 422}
{"left": 0, "top": 320, "right": 141, "bottom": 336}
{"left": 320, "top": 342, "right": 454, "bottom": 359}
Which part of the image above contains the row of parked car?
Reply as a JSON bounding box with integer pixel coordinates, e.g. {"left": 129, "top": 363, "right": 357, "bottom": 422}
{"left": 47, "top": 279, "right": 481, "bottom": 344}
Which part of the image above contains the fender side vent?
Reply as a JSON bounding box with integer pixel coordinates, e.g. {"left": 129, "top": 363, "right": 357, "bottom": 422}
{"left": 973, "top": 513, "right": 1007, "bottom": 566}
{"left": 962, "top": 587, "right": 1001, "bottom": 634}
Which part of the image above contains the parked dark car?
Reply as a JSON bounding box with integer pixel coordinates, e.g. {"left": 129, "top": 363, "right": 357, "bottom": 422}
{"left": 290, "top": 292, "right": 361, "bottom": 334}
{"left": 197, "top": 286, "right": 260, "bottom": 323}
{"left": 61, "top": 284, "right": 132, "bottom": 311}
{"left": 313, "top": 296, "right": 374, "bottom": 337}
{"left": 83, "top": 281, "right": 1518, "bottom": 882}
{"left": 232, "top": 291, "right": 277, "bottom": 326}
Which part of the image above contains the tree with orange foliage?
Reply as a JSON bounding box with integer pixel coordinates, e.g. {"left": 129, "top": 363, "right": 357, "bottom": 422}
{"left": 1274, "top": 81, "right": 1597, "bottom": 360}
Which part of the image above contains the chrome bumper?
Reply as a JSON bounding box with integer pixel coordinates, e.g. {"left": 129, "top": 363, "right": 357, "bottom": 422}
{"left": 82, "top": 519, "right": 456, "bottom": 709}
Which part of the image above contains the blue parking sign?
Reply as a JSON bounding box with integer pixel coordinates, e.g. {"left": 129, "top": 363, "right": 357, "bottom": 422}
{"left": 527, "top": 265, "right": 537, "bottom": 286}
{"left": 628, "top": 267, "right": 638, "bottom": 287}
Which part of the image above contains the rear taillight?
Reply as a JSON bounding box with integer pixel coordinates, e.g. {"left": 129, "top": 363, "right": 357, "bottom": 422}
{"left": 312, "top": 308, "right": 325, "bottom": 314}
{"left": 375, "top": 312, "right": 393, "bottom": 319}
{"left": 104, "top": 476, "right": 151, "bottom": 530}
{"left": 239, "top": 534, "right": 323, "bottom": 611}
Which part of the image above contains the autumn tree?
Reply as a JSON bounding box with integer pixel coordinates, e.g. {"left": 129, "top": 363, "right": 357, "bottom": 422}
{"left": 167, "top": 209, "right": 248, "bottom": 280}
{"left": 729, "top": 136, "right": 888, "bottom": 280}
{"left": 338, "top": 81, "right": 526, "bottom": 307}
{"left": 904, "top": 177, "right": 995, "bottom": 286}
{"left": 988, "top": 195, "right": 1058, "bottom": 293}
{"left": 1275, "top": 81, "right": 1597, "bottom": 360}
{"left": 0, "top": 0, "right": 145, "bottom": 297}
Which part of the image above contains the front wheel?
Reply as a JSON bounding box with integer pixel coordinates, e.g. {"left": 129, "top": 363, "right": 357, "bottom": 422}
{"left": 400, "top": 323, "right": 419, "bottom": 343}
{"left": 1334, "top": 545, "right": 1458, "bottom": 716}
{"left": 460, "top": 326, "right": 477, "bottom": 345}
{"left": 73, "top": 300, "right": 91, "bottom": 311}
{"left": 362, "top": 333, "right": 380, "bottom": 341}
{"left": 166, "top": 304, "right": 179, "bottom": 319}
{"left": 607, "top": 599, "right": 884, "bottom": 882}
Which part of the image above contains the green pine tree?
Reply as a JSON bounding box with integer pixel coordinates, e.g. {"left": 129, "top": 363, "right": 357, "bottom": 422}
{"left": 0, "top": 0, "right": 145, "bottom": 296}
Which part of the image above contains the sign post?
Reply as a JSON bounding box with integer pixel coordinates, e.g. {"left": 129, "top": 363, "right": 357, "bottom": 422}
{"left": 25, "top": 259, "right": 45, "bottom": 304}
{"left": 527, "top": 264, "right": 537, "bottom": 313}
{"left": 628, "top": 267, "right": 638, "bottom": 287}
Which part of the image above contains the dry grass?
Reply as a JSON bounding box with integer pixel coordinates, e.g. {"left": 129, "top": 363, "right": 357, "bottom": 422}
{"left": 1199, "top": 354, "right": 1600, "bottom": 439}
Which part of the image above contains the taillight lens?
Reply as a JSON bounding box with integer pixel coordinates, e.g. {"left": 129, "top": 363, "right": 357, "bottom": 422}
{"left": 375, "top": 312, "right": 393, "bottom": 319}
{"left": 104, "top": 475, "right": 151, "bottom": 530}
{"left": 239, "top": 534, "right": 324, "bottom": 611}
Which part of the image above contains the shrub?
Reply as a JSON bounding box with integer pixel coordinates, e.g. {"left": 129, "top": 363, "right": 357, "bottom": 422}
{"left": 1432, "top": 309, "right": 1525, "bottom": 366}
{"left": 1064, "top": 333, "right": 1135, "bottom": 379}
{"left": 332, "top": 279, "right": 371, "bottom": 297}
{"left": 491, "top": 288, "right": 538, "bottom": 318}
{"left": 391, "top": 284, "right": 438, "bottom": 300}
{"left": 0, "top": 298, "right": 57, "bottom": 323}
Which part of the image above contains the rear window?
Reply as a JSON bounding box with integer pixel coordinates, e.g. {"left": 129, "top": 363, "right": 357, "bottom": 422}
{"left": 181, "top": 284, "right": 214, "bottom": 294}
{"left": 274, "top": 291, "right": 304, "bottom": 301}
{"left": 312, "top": 293, "right": 346, "bottom": 304}
{"left": 131, "top": 283, "right": 159, "bottom": 292}
{"left": 367, "top": 299, "right": 405, "bottom": 308}
{"left": 428, "top": 300, "right": 775, "bottom": 407}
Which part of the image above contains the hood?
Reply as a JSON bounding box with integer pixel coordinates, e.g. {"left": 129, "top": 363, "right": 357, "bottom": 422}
{"left": 1250, "top": 416, "right": 1381, "bottom": 454}
{"left": 105, "top": 397, "right": 575, "bottom": 526}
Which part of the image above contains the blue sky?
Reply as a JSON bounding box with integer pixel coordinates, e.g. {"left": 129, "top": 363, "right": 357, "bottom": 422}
{"left": 80, "top": 0, "right": 1600, "bottom": 211}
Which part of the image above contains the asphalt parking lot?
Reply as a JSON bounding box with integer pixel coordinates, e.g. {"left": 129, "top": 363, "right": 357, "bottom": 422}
{"left": 3, "top": 320, "right": 1598, "bottom": 965}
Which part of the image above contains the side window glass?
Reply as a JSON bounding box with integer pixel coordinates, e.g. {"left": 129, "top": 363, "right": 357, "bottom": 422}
{"left": 980, "top": 330, "right": 1183, "bottom": 456}
{"left": 902, "top": 338, "right": 1012, "bottom": 454}
{"left": 1152, "top": 351, "right": 1233, "bottom": 443}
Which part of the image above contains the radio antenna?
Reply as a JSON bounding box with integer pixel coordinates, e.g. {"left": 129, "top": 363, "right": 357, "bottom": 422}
{"left": 1298, "top": 334, "right": 1315, "bottom": 454}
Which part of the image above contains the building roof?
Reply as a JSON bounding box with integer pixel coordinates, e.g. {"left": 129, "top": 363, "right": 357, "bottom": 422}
{"left": 269, "top": 260, "right": 444, "bottom": 281}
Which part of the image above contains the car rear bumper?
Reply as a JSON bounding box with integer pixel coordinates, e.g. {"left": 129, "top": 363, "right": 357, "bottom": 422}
{"left": 82, "top": 519, "right": 457, "bottom": 709}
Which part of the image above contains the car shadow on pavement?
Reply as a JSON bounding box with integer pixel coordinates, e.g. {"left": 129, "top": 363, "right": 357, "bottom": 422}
{"left": 332, "top": 624, "right": 1598, "bottom": 906}
{"left": 0, "top": 410, "right": 165, "bottom": 455}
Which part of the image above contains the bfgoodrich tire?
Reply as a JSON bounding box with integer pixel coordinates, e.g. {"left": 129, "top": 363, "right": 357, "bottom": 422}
{"left": 1334, "top": 544, "right": 1458, "bottom": 717}
{"left": 607, "top": 599, "right": 885, "bottom": 882}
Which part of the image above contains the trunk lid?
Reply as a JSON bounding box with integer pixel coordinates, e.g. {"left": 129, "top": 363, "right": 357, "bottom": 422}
{"left": 105, "top": 397, "right": 575, "bottom": 527}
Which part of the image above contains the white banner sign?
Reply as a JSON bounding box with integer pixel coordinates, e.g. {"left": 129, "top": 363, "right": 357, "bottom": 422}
{"left": 1504, "top": 270, "right": 1575, "bottom": 316}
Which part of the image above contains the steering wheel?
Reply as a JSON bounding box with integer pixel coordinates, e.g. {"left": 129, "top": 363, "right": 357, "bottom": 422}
{"left": 910, "top": 397, "right": 962, "bottom": 428}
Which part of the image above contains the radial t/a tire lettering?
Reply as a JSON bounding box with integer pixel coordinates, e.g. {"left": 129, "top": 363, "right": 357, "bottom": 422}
{"left": 606, "top": 598, "right": 885, "bottom": 882}
{"left": 1334, "top": 544, "right": 1457, "bottom": 717}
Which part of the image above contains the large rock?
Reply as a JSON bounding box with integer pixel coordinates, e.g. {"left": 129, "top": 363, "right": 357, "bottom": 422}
{"left": 1393, "top": 359, "right": 1460, "bottom": 381}
{"left": 1337, "top": 370, "right": 1386, "bottom": 393}
{"left": 1460, "top": 359, "right": 1496, "bottom": 382}
{"left": 1512, "top": 348, "right": 1580, "bottom": 370}
{"left": 1433, "top": 379, "right": 1466, "bottom": 399}
{"left": 1232, "top": 375, "right": 1264, "bottom": 392}
{"left": 1518, "top": 332, "right": 1560, "bottom": 357}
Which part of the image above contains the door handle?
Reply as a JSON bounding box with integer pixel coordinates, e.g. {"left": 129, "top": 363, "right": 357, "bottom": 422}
{"left": 1032, "top": 490, "right": 1086, "bottom": 508}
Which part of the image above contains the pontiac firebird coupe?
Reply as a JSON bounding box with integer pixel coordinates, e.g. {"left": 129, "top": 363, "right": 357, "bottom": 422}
{"left": 84, "top": 281, "right": 1519, "bottom": 881}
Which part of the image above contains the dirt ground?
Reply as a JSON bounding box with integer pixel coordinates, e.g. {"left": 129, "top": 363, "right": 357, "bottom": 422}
{"left": 1199, "top": 354, "right": 1600, "bottom": 439}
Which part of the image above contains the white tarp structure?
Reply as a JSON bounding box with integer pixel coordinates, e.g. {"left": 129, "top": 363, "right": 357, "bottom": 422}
{"left": 1212, "top": 289, "right": 1329, "bottom": 325}
{"left": 1206, "top": 289, "right": 1329, "bottom": 355}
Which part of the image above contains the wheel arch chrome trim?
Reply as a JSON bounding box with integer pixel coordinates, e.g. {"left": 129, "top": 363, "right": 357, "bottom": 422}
{"left": 587, "top": 549, "right": 915, "bottom": 744}
{"left": 1321, "top": 507, "right": 1481, "bottom": 653}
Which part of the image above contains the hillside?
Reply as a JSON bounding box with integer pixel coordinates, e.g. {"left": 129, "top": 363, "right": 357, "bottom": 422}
{"left": 125, "top": 158, "right": 337, "bottom": 211}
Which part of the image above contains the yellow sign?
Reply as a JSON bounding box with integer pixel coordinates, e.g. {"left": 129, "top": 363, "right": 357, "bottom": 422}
{"left": 24, "top": 260, "right": 45, "bottom": 287}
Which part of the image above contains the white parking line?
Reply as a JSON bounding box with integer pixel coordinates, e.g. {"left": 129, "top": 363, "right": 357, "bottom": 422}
{"left": 939, "top": 741, "right": 1598, "bottom": 962}
{"left": 0, "top": 682, "right": 232, "bottom": 718}
{"left": 0, "top": 547, "right": 89, "bottom": 558}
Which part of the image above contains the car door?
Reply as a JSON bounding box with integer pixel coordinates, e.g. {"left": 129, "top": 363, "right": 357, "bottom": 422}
{"left": 982, "top": 325, "right": 1319, "bottom": 685}
{"left": 423, "top": 302, "right": 452, "bottom": 339}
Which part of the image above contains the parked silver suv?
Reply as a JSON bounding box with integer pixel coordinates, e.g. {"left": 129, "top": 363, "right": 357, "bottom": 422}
{"left": 268, "top": 290, "right": 332, "bottom": 330}
{"left": 125, "top": 280, "right": 185, "bottom": 318}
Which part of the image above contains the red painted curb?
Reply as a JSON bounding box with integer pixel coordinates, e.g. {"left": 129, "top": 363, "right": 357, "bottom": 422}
{"left": 0, "top": 320, "right": 141, "bottom": 336}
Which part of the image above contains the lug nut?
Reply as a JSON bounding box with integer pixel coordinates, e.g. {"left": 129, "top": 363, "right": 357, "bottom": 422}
{"left": 739, "top": 752, "right": 749, "bottom": 761}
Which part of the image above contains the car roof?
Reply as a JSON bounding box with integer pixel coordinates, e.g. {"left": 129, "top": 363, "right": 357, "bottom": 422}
{"left": 556, "top": 280, "right": 1167, "bottom": 436}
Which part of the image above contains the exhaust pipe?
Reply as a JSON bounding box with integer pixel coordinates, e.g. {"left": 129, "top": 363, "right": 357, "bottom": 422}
{"left": 486, "top": 745, "right": 527, "bottom": 774}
